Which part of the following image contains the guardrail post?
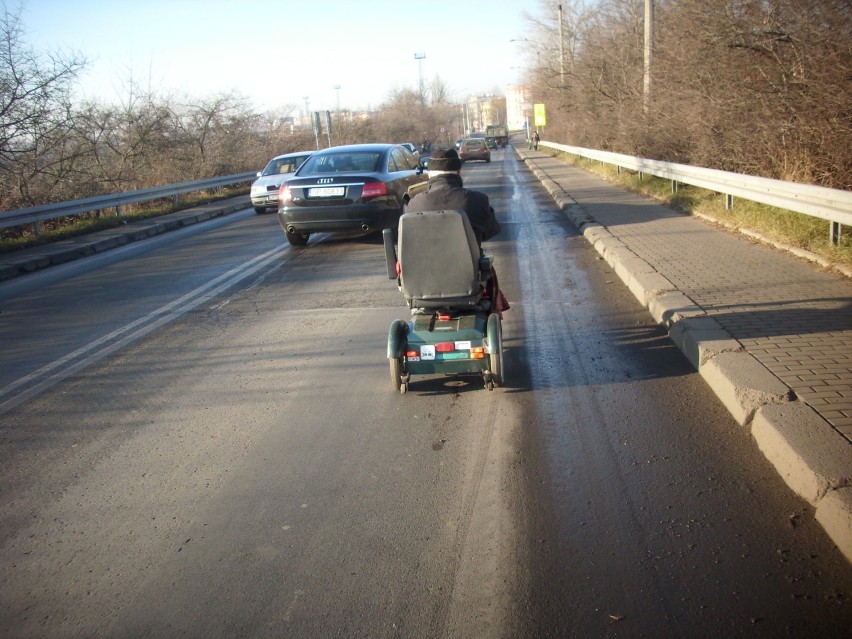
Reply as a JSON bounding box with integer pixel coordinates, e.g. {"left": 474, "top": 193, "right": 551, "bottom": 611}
{"left": 830, "top": 222, "right": 841, "bottom": 246}
{"left": 33, "top": 220, "right": 41, "bottom": 237}
{"left": 114, "top": 205, "right": 121, "bottom": 218}
{"left": 616, "top": 166, "right": 621, "bottom": 176}
{"left": 672, "top": 180, "right": 679, "bottom": 193}
{"left": 726, "top": 193, "right": 734, "bottom": 210}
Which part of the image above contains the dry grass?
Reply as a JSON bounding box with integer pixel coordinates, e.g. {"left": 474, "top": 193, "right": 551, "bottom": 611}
{"left": 558, "top": 153, "right": 852, "bottom": 272}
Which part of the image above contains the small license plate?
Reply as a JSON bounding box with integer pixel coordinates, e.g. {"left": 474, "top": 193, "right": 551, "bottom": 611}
{"left": 309, "top": 186, "right": 345, "bottom": 198}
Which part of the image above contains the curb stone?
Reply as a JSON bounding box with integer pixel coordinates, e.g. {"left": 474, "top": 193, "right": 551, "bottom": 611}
{"left": 0, "top": 197, "right": 249, "bottom": 282}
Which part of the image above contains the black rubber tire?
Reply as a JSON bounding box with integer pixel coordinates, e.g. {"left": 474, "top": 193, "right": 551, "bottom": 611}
{"left": 253, "top": 206, "right": 267, "bottom": 214}
{"left": 390, "top": 357, "right": 403, "bottom": 393}
{"left": 488, "top": 315, "right": 503, "bottom": 387}
{"left": 286, "top": 231, "right": 309, "bottom": 246}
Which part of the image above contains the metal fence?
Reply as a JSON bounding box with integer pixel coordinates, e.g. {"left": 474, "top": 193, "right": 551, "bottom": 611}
{"left": 541, "top": 141, "right": 852, "bottom": 245}
{"left": 0, "top": 172, "right": 256, "bottom": 236}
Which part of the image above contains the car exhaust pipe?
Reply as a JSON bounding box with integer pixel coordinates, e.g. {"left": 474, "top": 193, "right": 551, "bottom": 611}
{"left": 286, "top": 225, "right": 296, "bottom": 234}
{"left": 361, "top": 223, "right": 371, "bottom": 231}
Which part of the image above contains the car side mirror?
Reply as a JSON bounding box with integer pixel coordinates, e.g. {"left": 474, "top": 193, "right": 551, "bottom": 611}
{"left": 256, "top": 171, "right": 262, "bottom": 177}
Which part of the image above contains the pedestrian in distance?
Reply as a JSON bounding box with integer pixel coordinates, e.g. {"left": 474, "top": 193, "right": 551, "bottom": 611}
{"left": 533, "top": 130, "right": 540, "bottom": 151}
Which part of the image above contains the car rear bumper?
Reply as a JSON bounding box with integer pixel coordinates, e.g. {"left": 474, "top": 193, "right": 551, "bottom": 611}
{"left": 278, "top": 204, "right": 401, "bottom": 234}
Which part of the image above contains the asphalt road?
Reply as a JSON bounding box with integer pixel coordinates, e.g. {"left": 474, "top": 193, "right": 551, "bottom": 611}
{"left": 1, "top": 148, "right": 849, "bottom": 637}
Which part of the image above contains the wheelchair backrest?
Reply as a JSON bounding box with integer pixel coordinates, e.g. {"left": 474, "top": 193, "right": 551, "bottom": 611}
{"left": 397, "top": 209, "right": 482, "bottom": 309}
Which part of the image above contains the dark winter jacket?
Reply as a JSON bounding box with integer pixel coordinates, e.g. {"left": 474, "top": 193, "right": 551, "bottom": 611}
{"left": 405, "top": 172, "right": 500, "bottom": 246}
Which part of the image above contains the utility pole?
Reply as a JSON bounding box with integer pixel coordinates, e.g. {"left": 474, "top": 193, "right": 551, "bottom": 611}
{"left": 558, "top": 4, "right": 565, "bottom": 87}
{"left": 333, "top": 84, "right": 341, "bottom": 139}
{"left": 643, "top": 0, "right": 654, "bottom": 117}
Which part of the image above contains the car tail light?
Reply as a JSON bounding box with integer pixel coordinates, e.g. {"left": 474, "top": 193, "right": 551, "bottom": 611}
{"left": 278, "top": 185, "right": 292, "bottom": 203}
{"left": 361, "top": 182, "right": 387, "bottom": 199}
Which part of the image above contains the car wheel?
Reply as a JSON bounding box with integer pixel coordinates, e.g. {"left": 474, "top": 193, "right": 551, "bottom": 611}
{"left": 486, "top": 157, "right": 491, "bottom": 163}
{"left": 253, "top": 206, "right": 267, "bottom": 214}
{"left": 285, "top": 230, "right": 310, "bottom": 246}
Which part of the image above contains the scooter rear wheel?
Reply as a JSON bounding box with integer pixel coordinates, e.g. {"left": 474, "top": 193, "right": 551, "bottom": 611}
{"left": 488, "top": 314, "right": 503, "bottom": 387}
{"left": 389, "top": 357, "right": 407, "bottom": 394}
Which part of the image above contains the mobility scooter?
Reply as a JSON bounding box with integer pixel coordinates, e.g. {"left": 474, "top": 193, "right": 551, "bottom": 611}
{"left": 383, "top": 209, "right": 504, "bottom": 393}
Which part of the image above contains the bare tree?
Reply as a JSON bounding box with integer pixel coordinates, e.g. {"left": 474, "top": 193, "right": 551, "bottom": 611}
{"left": 0, "top": 3, "right": 86, "bottom": 207}
{"left": 523, "top": 0, "right": 851, "bottom": 188}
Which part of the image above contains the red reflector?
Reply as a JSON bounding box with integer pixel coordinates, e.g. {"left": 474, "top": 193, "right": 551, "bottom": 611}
{"left": 435, "top": 342, "right": 455, "bottom": 352}
{"left": 405, "top": 350, "right": 418, "bottom": 358}
{"left": 437, "top": 314, "right": 452, "bottom": 321}
{"left": 361, "top": 182, "right": 387, "bottom": 198}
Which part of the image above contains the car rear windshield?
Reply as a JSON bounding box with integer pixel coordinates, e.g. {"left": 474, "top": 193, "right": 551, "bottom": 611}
{"left": 300, "top": 152, "right": 382, "bottom": 174}
{"left": 263, "top": 155, "right": 309, "bottom": 176}
{"left": 463, "top": 140, "right": 485, "bottom": 148}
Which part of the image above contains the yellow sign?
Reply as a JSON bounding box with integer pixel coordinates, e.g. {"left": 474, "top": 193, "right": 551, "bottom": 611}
{"left": 534, "top": 103, "right": 547, "bottom": 127}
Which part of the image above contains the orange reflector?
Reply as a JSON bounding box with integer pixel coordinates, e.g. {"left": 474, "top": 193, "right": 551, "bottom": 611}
{"left": 471, "top": 352, "right": 485, "bottom": 359}
{"left": 405, "top": 350, "right": 418, "bottom": 358}
{"left": 470, "top": 346, "right": 485, "bottom": 354}
{"left": 435, "top": 342, "right": 455, "bottom": 353}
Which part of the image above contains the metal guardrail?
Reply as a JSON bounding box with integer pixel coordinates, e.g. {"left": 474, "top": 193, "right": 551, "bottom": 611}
{"left": 541, "top": 141, "right": 852, "bottom": 244}
{"left": 0, "top": 172, "right": 256, "bottom": 234}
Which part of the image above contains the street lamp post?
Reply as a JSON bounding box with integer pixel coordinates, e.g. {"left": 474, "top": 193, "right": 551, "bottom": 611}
{"left": 414, "top": 52, "right": 426, "bottom": 101}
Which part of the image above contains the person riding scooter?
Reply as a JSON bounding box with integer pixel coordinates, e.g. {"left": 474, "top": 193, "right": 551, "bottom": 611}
{"left": 407, "top": 148, "right": 499, "bottom": 245}
{"left": 406, "top": 148, "right": 509, "bottom": 314}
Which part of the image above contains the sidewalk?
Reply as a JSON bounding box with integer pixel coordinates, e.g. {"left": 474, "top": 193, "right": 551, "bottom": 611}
{"left": 0, "top": 195, "right": 250, "bottom": 282}
{"left": 516, "top": 146, "right": 852, "bottom": 563}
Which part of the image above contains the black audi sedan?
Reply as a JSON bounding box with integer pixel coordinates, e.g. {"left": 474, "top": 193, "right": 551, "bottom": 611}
{"left": 277, "top": 143, "right": 428, "bottom": 246}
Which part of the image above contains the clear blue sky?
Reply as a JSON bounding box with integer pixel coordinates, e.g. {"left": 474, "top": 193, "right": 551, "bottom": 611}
{"left": 18, "top": 0, "right": 536, "bottom": 114}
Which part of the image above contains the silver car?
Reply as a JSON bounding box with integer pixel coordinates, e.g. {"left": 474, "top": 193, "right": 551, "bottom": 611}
{"left": 251, "top": 151, "right": 312, "bottom": 213}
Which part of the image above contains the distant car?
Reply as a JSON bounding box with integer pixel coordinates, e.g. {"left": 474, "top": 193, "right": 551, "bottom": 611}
{"left": 251, "top": 151, "right": 312, "bottom": 213}
{"left": 484, "top": 136, "right": 498, "bottom": 149}
{"left": 400, "top": 143, "right": 420, "bottom": 158}
{"left": 454, "top": 138, "right": 463, "bottom": 150}
{"left": 277, "top": 143, "right": 428, "bottom": 246}
{"left": 458, "top": 138, "right": 491, "bottom": 164}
